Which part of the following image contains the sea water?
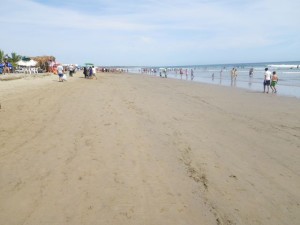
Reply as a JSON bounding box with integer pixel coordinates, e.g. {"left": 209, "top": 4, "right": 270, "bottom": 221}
{"left": 126, "top": 61, "right": 300, "bottom": 98}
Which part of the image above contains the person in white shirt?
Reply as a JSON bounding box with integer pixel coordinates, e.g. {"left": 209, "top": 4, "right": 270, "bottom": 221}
{"left": 92, "top": 66, "right": 97, "bottom": 79}
{"left": 264, "top": 68, "right": 272, "bottom": 93}
{"left": 57, "top": 64, "right": 64, "bottom": 82}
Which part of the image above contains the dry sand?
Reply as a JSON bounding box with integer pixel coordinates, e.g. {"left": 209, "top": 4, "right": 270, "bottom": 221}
{"left": 0, "top": 72, "right": 299, "bottom": 225}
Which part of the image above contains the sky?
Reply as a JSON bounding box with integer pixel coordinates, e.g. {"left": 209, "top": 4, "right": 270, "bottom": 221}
{"left": 0, "top": 0, "right": 299, "bottom": 66}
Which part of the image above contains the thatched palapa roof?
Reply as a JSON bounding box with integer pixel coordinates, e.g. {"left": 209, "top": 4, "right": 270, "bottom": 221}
{"left": 31, "top": 56, "right": 56, "bottom": 64}
{"left": 30, "top": 56, "right": 56, "bottom": 71}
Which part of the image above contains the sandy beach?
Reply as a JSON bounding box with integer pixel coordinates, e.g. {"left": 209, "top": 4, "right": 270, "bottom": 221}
{"left": 0, "top": 72, "right": 299, "bottom": 225}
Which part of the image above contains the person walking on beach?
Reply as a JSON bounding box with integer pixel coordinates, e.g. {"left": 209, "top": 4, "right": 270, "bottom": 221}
{"left": 191, "top": 69, "right": 194, "bottom": 80}
{"left": 270, "top": 71, "right": 278, "bottom": 93}
{"left": 185, "top": 69, "right": 188, "bottom": 80}
{"left": 249, "top": 68, "right": 254, "bottom": 77}
{"left": 88, "top": 67, "right": 93, "bottom": 79}
{"left": 180, "top": 68, "right": 183, "bottom": 79}
{"left": 231, "top": 68, "right": 237, "bottom": 85}
{"left": 163, "top": 68, "right": 167, "bottom": 78}
{"left": 231, "top": 68, "right": 235, "bottom": 81}
{"left": 3, "top": 61, "right": 9, "bottom": 75}
{"left": 263, "top": 68, "right": 272, "bottom": 93}
{"left": 83, "top": 67, "right": 88, "bottom": 78}
{"left": 92, "top": 66, "right": 97, "bottom": 79}
{"left": 69, "top": 64, "right": 74, "bottom": 77}
{"left": 57, "top": 64, "right": 64, "bottom": 82}
{"left": 234, "top": 68, "right": 238, "bottom": 80}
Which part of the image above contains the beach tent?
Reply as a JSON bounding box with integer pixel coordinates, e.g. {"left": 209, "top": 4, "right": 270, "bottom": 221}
{"left": 0, "top": 62, "right": 13, "bottom": 68}
{"left": 84, "top": 63, "right": 94, "bottom": 67}
{"left": 26, "top": 59, "right": 37, "bottom": 67}
{"left": 16, "top": 60, "right": 27, "bottom": 66}
{"left": 17, "top": 59, "right": 37, "bottom": 67}
{"left": 0, "top": 63, "right": 13, "bottom": 74}
{"left": 21, "top": 56, "right": 31, "bottom": 61}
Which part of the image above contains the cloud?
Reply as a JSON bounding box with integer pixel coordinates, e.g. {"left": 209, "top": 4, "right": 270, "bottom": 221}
{"left": 0, "top": 0, "right": 299, "bottom": 65}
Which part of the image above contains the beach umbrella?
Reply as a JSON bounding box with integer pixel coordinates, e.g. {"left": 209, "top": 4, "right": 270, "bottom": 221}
{"left": 84, "top": 63, "right": 94, "bottom": 67}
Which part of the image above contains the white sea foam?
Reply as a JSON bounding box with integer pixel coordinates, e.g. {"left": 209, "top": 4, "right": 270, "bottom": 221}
{"left": 268, "top": 64, "right": 300, "bottom": 69}
{"left": 282, "top": 72, "right": 300, "bottom": 74}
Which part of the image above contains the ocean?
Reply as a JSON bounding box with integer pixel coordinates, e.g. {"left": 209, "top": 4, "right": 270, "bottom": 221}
{"left": 125, "top": 61, "right": 300, "bottom": 98}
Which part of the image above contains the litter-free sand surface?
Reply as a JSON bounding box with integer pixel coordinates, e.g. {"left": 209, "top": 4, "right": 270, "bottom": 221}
{"left": 0, "top": 72, "right": 299, "bottom": 225}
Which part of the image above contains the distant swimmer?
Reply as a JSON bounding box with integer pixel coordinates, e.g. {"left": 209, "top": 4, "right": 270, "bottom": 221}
{"left": 231, "top": 68, "right": 237, "bottom": 86}
{"left": 231, "top": 68, "right": 235, "bottom": 81}
{"left": 180, "top": 68, "right": 183, "bottom": 79}
{"left": 163, "top": 68, "right": 167, "bottom": 78}
{"left": 234, "top": 68, "right": 238, "bottom": 80}
{"left": 232, "top": 68, "right": 238, "bottom": 79}
{"left": 249, "top": 68, "right": 254, "bottom": 77}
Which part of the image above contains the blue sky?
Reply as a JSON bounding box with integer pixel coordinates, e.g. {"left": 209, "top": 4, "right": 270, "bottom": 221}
{"left": 1, "top": 0, "right": 299, "bottom": 66}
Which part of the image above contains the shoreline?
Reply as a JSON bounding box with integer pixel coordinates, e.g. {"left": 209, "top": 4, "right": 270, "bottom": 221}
{"left": 2, "top": 70, "right": 300, "bottom": 98}
{"left": 1, "top": 72, "right": 300, "bottom": 104}
{"left": 128, "top": 71, "right": 300, "bottom": 99}
{"left": 132, "top": 71, "right": 300, "bottom": 99}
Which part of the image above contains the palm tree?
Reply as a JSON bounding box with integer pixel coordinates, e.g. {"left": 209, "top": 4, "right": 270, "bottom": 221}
{"left": 0, "top": 49, "right": 4, "bottom": 63}
{"left": 9, "top": 52, "right": 22, "bottom": 69}
{"left": 9, "top": 52, "right": 21, "bottom": 63}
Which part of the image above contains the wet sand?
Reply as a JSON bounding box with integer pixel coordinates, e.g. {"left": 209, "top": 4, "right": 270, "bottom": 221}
{"left": 0, "top": 72, "right": 299, "bottom": 225}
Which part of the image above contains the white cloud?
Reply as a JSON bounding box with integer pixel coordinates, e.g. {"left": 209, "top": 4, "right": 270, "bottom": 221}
{"left": 0, "top": 0, "right": 299, "bottom": 65}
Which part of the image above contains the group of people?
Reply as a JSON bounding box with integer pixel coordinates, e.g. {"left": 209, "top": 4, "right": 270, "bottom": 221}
{"left": 55, "top": 65, "right": 279, "bottom": 93}
{"left": 231, "top": 68, "right": 238, "bottom": 82}
{"left": 56, "top": 65, "right": 98, "bottom": 82}
{"left": 159, "top": 68, "right": 168, "bottom": 78}
{"left": 179, "top": 68, "right": 194, "bottom": 80}
{"left": 56, "top": 64, "right": 79, "bottom": 82}
{"left": 83, "top": 66, "right": 97, "bottom": 79}
{"left": 230, "top": 67, "right": 279, "bottom": 93}
{"left": 1, "top": 61, "right": 11, "bottom": 74}
{"left": 264, "top": 68, "right": 278, "bottom": 93}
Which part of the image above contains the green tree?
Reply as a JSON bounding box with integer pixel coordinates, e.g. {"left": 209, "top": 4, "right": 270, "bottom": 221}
{"left": 0, "top": 49, "right": 4, "bottom": 63}
{"left": 8, "top": 52, "right": 22, "bottom": 68}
